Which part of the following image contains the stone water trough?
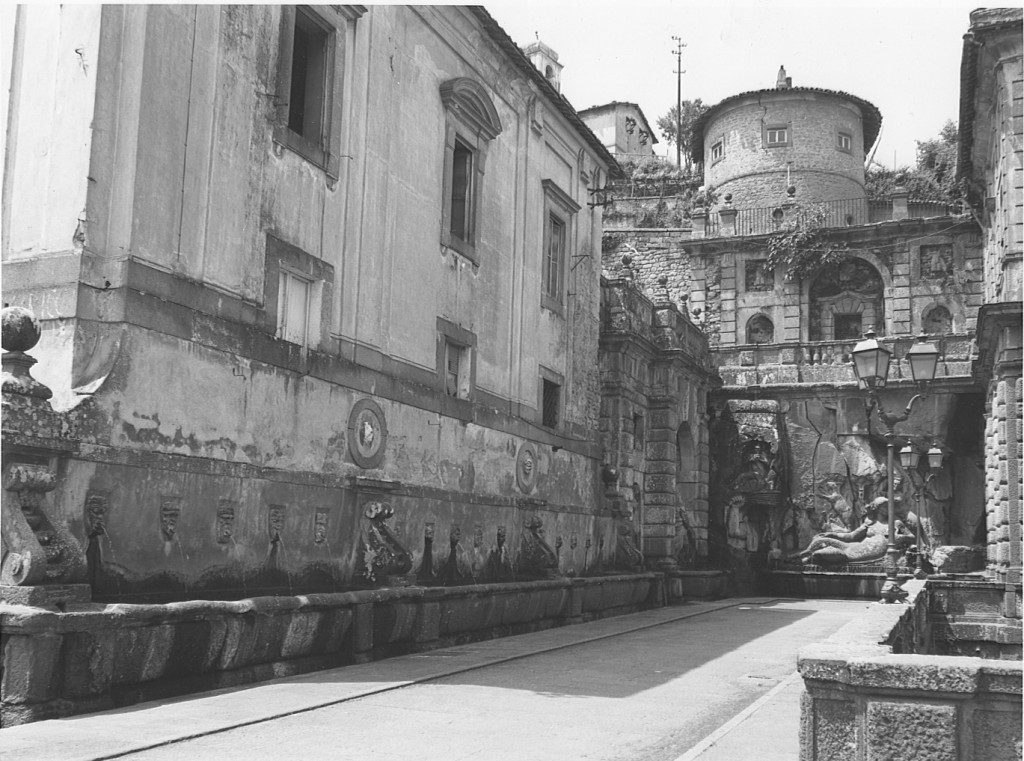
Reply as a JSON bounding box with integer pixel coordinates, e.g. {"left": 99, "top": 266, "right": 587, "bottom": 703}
{"left": 1, "top": 572, "right": 660, "bottom": 726}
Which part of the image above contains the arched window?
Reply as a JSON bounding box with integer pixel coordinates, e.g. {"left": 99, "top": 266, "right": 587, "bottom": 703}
{"left": 809, "top": 258, "right": 885, "bottom": 341}
{"left": 746, "top": 314, "right": 775, "bottom": 344}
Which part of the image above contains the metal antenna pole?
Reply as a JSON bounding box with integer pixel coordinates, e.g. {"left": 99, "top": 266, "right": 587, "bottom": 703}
{"left": 671, "top": 36, "right": 686, "bottom": 168}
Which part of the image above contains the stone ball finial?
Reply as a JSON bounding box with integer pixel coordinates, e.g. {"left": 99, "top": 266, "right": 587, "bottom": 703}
{"left": 621, "top": 254, "right": 633, "bottom": 267}
{"left": 787, "top": 185, "right": 797, "bottom": 197}
{"left": 2, "top": 306, "right": 42, "bottom": 353}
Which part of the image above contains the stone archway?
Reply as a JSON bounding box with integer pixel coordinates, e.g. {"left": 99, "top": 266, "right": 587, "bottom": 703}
{"left": 808, "top": 257, "right": 885, "bottom": 341}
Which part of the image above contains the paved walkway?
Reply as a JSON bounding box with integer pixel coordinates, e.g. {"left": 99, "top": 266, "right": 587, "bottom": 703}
{"left": 1, "top": 597, "right": 871, "bottom": 761}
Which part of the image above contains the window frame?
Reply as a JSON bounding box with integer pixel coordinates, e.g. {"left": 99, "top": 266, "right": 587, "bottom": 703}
{"left": 274, "top": 5, "right": 362, "bottom": 179}
{"left": 763, "top": 124, "right": 791, "bottom": 148}
{"left": 710, "top": 139, "right": 724, "bottom": 164}
{"left": 540, "top": 179, "right": 581, "bottom": 315}
{"left": 837, "top": 130, "right": 853, "bottom": 153}
{"left": 435, "top": 317, "right": 477, "bottom": 406}
{"left": 264, "top": 234, "right": 333, "bottom": 350}
{"left": 439, "top": 78, "right": 502, "bottom": 264}
{"left": 538, "top": 366, "right": 564, "bottom": 431}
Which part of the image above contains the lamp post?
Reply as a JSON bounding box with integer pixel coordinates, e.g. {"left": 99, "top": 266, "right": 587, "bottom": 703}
{"left": 899, "top": 444, "right": 944, "bottom": 579}
{"left": 851, "top": 329, "right": 941, "bottom": 603}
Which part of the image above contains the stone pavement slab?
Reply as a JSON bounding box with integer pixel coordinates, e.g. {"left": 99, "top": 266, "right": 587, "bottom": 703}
{"left": 0, "top": 597, "right": 871, "bottom": 761}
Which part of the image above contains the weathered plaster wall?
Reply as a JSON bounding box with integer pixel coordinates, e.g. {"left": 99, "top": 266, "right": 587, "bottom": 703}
{"left": 2, "top": 5, "right": 615, "bottom": 600}
{"left": 2, "top": 6, "right": 100, "bottom": 261}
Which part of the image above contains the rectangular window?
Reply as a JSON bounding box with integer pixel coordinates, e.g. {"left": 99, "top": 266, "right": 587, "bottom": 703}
{"left": 444, "top": 340, "right": 471, "bottom": 399}
{"left": 274, "top": 6, "right": 363, "bottom": 178}
{"left": 837, "top": 131, "right": 852, "bottom": 152}
{"left": 540, "top": 179, "right": 580, "bottom": 315}
{"left": 542, "top": 379, "right": 561, "bottom": 429}
{"left": 710, "top": 140, "right": 724, "bottom": 162}
{"left": 278, "top": 270, "right": 312, "bottom": 345}
{"left": 436, "top": 317, "right": 476, "bottom": 406}
{"left": 288, "top": 9, "right": 329, "bottom": 142}
{"left": 450, "top": 139, "right": 474, "bottom": 243}
{"left": 765, "top": 127, "right": 789, "bottom": 147}
{"left": 543, "top": 212, "right": 566, "bottom": 304}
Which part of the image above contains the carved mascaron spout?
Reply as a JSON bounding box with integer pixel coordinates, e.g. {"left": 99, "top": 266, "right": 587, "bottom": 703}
{"left": 614, "top": 520, "right": 644, "bottom": 571}
{"left": 518, "top": 515, "right": 558, "bottom": 577}
{"left": 359, "top": 501, "right": 412, "bottom": 583}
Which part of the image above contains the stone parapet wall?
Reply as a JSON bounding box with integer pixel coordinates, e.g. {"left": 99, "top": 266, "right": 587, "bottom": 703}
{"left": 799, "top": 580, "right": 1023, "bottom": 761}
{"left": 0, "top": 573, "right": 660, "bottom": 726}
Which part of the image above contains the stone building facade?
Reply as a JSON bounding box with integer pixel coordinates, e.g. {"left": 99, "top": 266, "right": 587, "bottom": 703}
{"left": 1, "top": 5, "right": 627, "bottom": 601}
{"left": 605, "top": 67, "right": 986, "bottom": 585}
{"left": 579, "top": 101, "right": 659, "bottom": 162}
{"left": 958, "top": 7, "right": 1023, "bottom": 618}
{"left": 599, "top": 273, "right": 717, "bottom": 572}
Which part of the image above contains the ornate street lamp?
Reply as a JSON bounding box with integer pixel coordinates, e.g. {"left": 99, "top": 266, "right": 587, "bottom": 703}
{"left": 899, "top": 443, "right": 945, "bottom": 579}
{"left": 851, "top": 330, "right": 941, "bottom": 603}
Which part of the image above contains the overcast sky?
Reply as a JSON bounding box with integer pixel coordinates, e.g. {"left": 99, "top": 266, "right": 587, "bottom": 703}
{"left": 489, "top": 0, "right": 983, "bottom": 169}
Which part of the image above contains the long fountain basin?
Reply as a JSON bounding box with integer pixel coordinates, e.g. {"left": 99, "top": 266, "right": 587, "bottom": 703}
{"left": 0, "top": 572, "right": 660, "bottom": 726}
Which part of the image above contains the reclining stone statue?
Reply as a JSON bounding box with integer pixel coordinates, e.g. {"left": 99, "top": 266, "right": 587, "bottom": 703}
{"left": 797, "top": 497, "right": 913, "bottom": 566}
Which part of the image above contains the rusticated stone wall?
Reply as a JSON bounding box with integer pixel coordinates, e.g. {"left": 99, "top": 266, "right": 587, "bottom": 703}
{"left": 599, "top": 277, "right": 718, "bottom": 569}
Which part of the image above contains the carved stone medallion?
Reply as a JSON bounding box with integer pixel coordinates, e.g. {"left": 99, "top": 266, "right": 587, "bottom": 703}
{"left": 347, "top": 399, "right": 388, "bottom": 469}
{"left": 516, "top": 443, "right": 538, "bottom": 494}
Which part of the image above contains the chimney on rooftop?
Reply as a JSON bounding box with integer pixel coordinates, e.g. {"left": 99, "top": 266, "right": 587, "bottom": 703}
{"left": 776, "top": 65, "right": 792, "bottom": 90}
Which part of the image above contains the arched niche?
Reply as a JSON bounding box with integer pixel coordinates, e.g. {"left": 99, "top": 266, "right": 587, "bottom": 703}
{"left": 746, "top": 314, "right": 775, "bottom": 344}
{"left": 922, "top": 303, "right": 953, "bottom": 335}
{"left": 808, "top": 257, "right": 886, "bottom": 341}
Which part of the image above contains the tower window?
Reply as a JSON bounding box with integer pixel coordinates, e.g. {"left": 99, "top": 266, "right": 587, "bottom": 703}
{"left": 837, "top": 131, "right": 852, "bottom": 152}
{"left": 710, "top": 140, "right": 724, "bottom": 162}
{"left": 764, "top": 125, "right": 790, "bottom": 148}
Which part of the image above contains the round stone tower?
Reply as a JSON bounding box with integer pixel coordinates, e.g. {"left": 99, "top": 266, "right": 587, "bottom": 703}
{"left": 691, "top": 66, "right": 881, "bottom": 210}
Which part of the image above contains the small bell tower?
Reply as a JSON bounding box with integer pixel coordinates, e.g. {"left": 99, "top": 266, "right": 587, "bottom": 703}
{"left": 522, "top": 38, "right": 563, "bottom": 93}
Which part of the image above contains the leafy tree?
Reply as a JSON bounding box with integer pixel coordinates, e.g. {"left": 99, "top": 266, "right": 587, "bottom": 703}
{"left": 656, "top": 99, "right": 709, "bottom": 172}
{"left": 915, "top": 119, "right": 958, "bottom": 200}
{"left": 865, "top": 120, "right": 960, "bottom": 203}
